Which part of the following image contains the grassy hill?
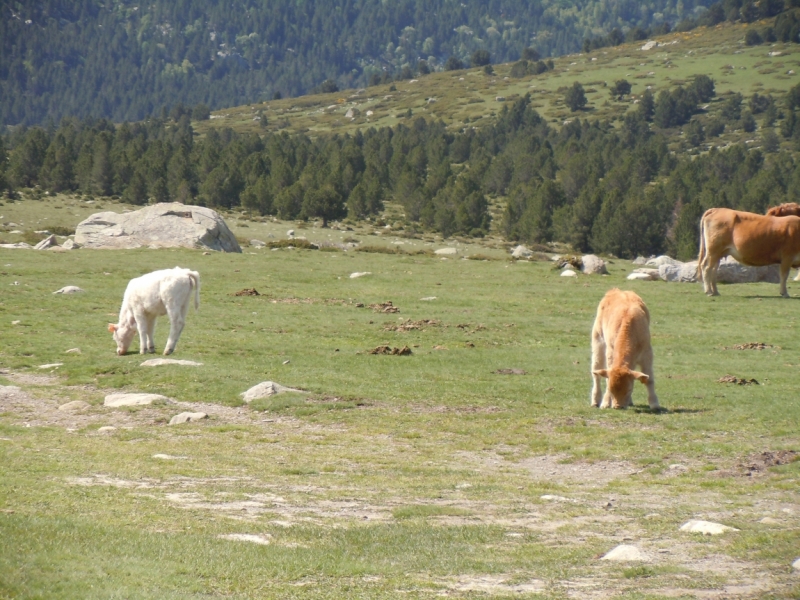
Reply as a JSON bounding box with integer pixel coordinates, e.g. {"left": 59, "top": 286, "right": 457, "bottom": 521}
{"left": 196, "top": 19, "right": 800, "bottom": 151}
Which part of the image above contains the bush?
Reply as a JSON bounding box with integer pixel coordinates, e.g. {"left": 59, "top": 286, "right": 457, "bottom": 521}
{"left": 744, "top": 29, "right": 763, "bottom": 46}
{"left": 564, "top": 82, "right": 587, "bottom": 112}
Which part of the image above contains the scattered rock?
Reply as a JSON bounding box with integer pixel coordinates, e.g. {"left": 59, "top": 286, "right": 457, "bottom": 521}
{"left": 0, "top": 242, "right": 33, "bottom": 249}
{"left": 540, "top": 494, "right": 576, "bottom": 503}
{"left": 561, "top": 269, "right": 577, "bottom": 277}
{"left": 218, "top": 533, "right": 271, "bottom": 545}
{"left": 286, "top": 229, "right": 295, "bottom": 237}
{"left": 494, "top": 368, "right": 527, "bottom": 375}
{"left": 58, "top": 400, "right": 90, "bottom": 411}
{"left": 793, "top": 557, "right": 800, "bottom": 570}
{"left": 97, "top": 426, "right": 117, "bottom": 433}
{"left": 369, "top": 301, "right": 399, "bottom": 313}
{"left": 369, "top": 345, "right": 412, "bottom": 355}
{"left": 75, "top": 202, "right": 241, "bottom": 252}
{"left": 53, "top": 286, "right": 84, "bottom": 294}
{"left": 350, "top": 272, "right": 372, "bottom": 279}
{"left": 659, "top": 261, "right": 698, "bottom": 283}
{"left": 169, "top": 412, "right": 208, "bottom": 425}
{"left": 717, "top": 375, "right": 759, "bottom": 385}
{"left": 61, "top": 239, "right": 78, "bottom": 250}
{"left": 33, "top": 234, "right": 58, "bottom": 250}
{"left": 601, "top": 544, "right": 650, "bottom": 562}
{"left": 420, "top": 296, "right": 437, "bottom": 301}
{"left": 434, "top": 247, "right": 458, "bottom": 255}
{"left": 65, "top": 348, "right": 81, "bottom": 354}
{"left": 240, "top": 381, "right": 305, "bottom": 403}
{"left": 646, "top": 255, "right": 681, "bottom": 268}
{"left": 759, "top": 517, "right": 781, "bottom": 525}
{"left": 511, "top": 245, "right": 533, "bottom": 259}
{"left": 104, "top": 393, "right": 170, "bottom": 407}
{"left": 581, "top": 254, "right": 608, "bottom": 275}
{"left": 628, "top": 268, "right": 660, "bottom": 281}
{"left": 38, "top": 363, "right": 63, "bottom": 369}
{"left": 140, "top": 358, "right": 203, "bottom": 367}
{"left": 234, "top": 288, "right": 260, "bottom": 296}
{"left": 679, "top": 519, "right": 739, "bottom": 535}
{"left": 153, "top": 454, "right": 187, "bottom": 460}
{"left": 249, "top": 239, "right": 266, "bottom": 247}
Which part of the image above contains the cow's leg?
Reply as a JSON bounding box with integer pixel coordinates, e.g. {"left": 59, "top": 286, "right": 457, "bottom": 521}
{"left": 640, "top": 350, "right": 660, "bottom": 410}
{"left": 702, "top": 257, "right": 720, "bottom": 296}
{"left": 146, "top": 317, "right": 157, "bottom": 353}
{"left": 590, "top": 331, "right": 606, "bottom": 408}
{"left": 133, "top": 311, "right": 149, "bottom": 354}
{"left": 163, "top": 309, "right": 186, "bottom": 355}
{"left": 779, "top": 258, "right": 792, "bottom": 298}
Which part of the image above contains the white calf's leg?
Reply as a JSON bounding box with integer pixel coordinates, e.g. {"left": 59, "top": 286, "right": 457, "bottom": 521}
{"left": 133, "top": 311, "right": 149, "bottom": 354}
{"left": 146, "top": 317, "right": 157, "bottom": 353}
{"left": 163, "top": 307, "right": 186, "bottom": 355}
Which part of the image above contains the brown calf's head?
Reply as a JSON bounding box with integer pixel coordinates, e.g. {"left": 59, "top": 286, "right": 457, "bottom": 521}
{"left": 766, "top": 203, "right": 800, "bottom": 218}
{"left": 594, "top": 367, "right": 649, "bottom": 409}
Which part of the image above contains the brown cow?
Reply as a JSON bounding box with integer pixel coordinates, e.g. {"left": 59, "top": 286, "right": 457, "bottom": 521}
{"left": 698, "top": 208, "right": 800, "bottom": 297}
{"left": 766, "top": 203, "right": 800, "bottom": 217}
{"left": 590, "top": 289, "right": 660, "bottom": 410}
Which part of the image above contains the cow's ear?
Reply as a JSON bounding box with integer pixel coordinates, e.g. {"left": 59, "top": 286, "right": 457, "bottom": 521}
{"left": 108, "top": 323, "right": 117, "bottom": 332}
{"left": 631, "top": 370, "right": 650, "bottom": 384}
{"left": 593, "top": 369, "right": 609, "bottom": 379}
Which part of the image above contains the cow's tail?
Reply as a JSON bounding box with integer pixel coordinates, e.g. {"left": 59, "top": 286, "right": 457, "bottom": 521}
{"left": 189, "top": 271, "right": 200, "bottom": 310}
{"left": 697, "top": 209, "right": 711, "bottom": 281}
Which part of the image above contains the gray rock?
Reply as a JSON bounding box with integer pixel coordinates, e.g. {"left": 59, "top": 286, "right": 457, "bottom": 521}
{"left": 581, "top": 254, "right": 608, "bottom": 275}
{"left": 679, "top": 519, "right": 739, "bottom": 535}
{"left": 61, "top": 238, "right": 78, "bottom": 250}
{"left": 646, "top": 255, "right": 681, "bottom": 268}
{"left": 632, "top": 256, "right": 650, "bottom": 265}
{"left": 218, "top": 533, "right": 271, "bottom": 545}
{"left": 716, "top": 256, "right": 780, "bottom": 284}
{"left": 53, "top": 286, "right": 84, "bottom": 294}
{"left": 34, "top": 234, "right": 58, "bottom": 250}
{"left": 249, "top": 239, "right": 266, "bottom": 247}
{"left": 349, "top": 271, "right": 371, "bottom": 279}
{"left": 240, "top": 381, "right": 305, "bottom": 403}
{"left": 104, "top": 393, "right": 170, "bottom": 407}
{"left": 58, "top": 400, "right": 91, "bottom": 411}
{"left": 434, "top": 247, "right": 458, "bottom": 255}
{"left": 65, "top": 348, "right": 81, "bottom": 354}
{"left": 75, "top": 203, "right": 241, "bottom": 252}
{"left": 97, "top": 426, "right": 117, "bottom": 433}
{"left": 0, "top": 242, "right": 33, "bottom": 249}
{"left": 140, "top": 358, "right": 203, "bottom": 367}
{"left": 169, "top": 411, "right": 208, "bottom": 425}
{"left": 659, "top": 261, "right": 699, "bottom": 283}
{"left": 511, "top": 245, "right": 533, "bottom": 259}
{"left": 628, "top": 268, "right": 660, "bottom": 281}
{"left": 793, "top": 557, "right": 800, "bottom": 570}
{"left": 560, "top": 269, "right": 577, "bottom": 277}
{"left": 601, "top": 545, "right": 650, "bottom": 562}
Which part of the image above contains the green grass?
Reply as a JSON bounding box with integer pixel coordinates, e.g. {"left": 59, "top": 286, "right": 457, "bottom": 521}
{"left": 1, "top": 211, "right": 799, "bottom": 597}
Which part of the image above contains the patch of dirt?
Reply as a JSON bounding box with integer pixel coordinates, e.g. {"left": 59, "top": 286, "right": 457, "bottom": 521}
{"left": 436, "top": 575, "right": 546, "bottom": 595}
{"left": 494, "top": 368, "right": 527, "bottom": 375}
{"left": 740, "top": 450, "right": 798, "bottom": 476}
{"left": 368, "top": 345, "right": 412, "bottom": 355}
{"left": 368, "top": 301, "right": 399, "bottom": 313}
{"left": 723, "top": 342, "right": 776, "bottom": 350}
{"left": 234, "top": 288, "right": 260, "bottom": 296}
{"left": 716, "top": 375, "right": 759, "bottom": 385}
{"left": 383, "top": 318, "right": 440, "bottom": 332}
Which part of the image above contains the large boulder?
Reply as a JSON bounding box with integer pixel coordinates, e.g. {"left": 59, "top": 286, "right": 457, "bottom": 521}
{"left": 75, "top": 203, "right": 241, "bottom": 252}
{"left": 581, "top": 254, "right": 608, "bottom": 275}
{"left": 659, "top": 261, "right": 699, "bottom": 283}
{"left": 716, "top": 256, "right": 779, "bottom": 284}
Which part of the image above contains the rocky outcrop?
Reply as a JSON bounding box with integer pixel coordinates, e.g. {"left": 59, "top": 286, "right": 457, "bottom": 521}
{"left": 75, "top": 203, "right": 241, "bottom": 252}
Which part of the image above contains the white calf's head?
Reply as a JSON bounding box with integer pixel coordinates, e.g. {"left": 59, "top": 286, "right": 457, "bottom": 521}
{"left": 108, "top": 322, "right": 136, "bottom": 355}
{"left": 594, "top": 367, "right": 649, "bottom": 409}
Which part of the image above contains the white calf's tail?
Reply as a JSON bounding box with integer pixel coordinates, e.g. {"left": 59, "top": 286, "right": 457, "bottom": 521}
{"left": 188, "top": 270, "right": 200, "bottom": 310}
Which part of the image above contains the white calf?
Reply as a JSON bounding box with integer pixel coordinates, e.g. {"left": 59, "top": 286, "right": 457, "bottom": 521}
{"left": 590, "top": 288, "right": 660, "bottom": 410}
{"left": 108, "top": 267, "right": 200, "bottom": 355}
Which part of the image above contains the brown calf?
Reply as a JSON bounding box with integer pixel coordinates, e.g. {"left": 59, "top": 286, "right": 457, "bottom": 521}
{"left": 698, "top": 208, "right": 800, "bottom": 297}
{"left": 766, "top": 203, "right": 800, "bottom": 217}
{"left": 590, "top": 289, "right": 660, "bottom": 410}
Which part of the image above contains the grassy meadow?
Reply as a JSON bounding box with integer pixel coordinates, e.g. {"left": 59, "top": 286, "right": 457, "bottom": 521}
{"left": 1, "top": 197, "right": 799, "bottom": 598}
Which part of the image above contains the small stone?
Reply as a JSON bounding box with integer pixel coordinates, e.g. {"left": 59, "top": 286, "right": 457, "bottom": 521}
{"left": 434, "top": 247, "right": 458, "bottom": 255}
{"left": 350, "top": 271, "right": 372, "bottom": 278}
{"left": 240, "top": 381, "right": 304, "bottom": 403}
{"left": 39, "top": 363, "right": 63, "bottom": 369}
{"left": 97, "top": 426, "right": 116, "bottom": 433}
{"left": 65, "top": 348, "right": 81, "bottom": 354}
{"left": 249, "top": 239, "right": 266, "bottom": 247}
{"left": 140, "top": 358, "right": 202, "bottom": 367}
{"left": 601, "top": 544, "right": 650, "bottom": 562}
{"left": 420, "top": 296, "right": 437, "bottom": 301}
{"left": 793, "top": 557, "right": 800, "bottom": 570}
{"left": 153, "top": 454, "right": 187, "bottom": 460}
{"left": 58, "top": 400, "right": 90, "bottom": 411}
{"left": 104, "top": 393, "right": 170, "bottom": 407}
{"left": 511, "top": 245, "right": 533, "bottom": 259}
{"left": 169, "top": 412, "right": 208, "bottom": 425}
{"left": 759, "top": 517, "right": 781, "bottom": 525}
{"left": 218, "top": 533, "right": 271, "bottom": 545}
{"left": 540, "top": 494, "right": 575, "bottom": 503}
{"left": 561, "top": 269, "right": 577, "bottom": 277}
{"left": 679, "top": 519, "right": 739, "bottom": 535}
{"left": 53, "top": 286, "right": 84, "bottom": 294}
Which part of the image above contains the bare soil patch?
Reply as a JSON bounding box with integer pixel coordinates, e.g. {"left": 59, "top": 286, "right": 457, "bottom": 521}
{"left": 368, "top": 345, "right": 412, "bottom": 355}
{"left": 716, "top": 375, "right": 759, "bottom": 385}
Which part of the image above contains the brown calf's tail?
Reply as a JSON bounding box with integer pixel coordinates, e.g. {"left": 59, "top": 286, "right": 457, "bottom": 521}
{"left": 697, "top": 209, "right": 712, "bottom": 281}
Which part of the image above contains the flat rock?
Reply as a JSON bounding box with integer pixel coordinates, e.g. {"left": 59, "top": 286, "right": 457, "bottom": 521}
{"left": 97, "top": 426, "right": 117, "bottom": 433}
{"left": 34, "top": 234, "right": 58, "bottom": 250}
{"left": 420, "top": 296, "right": 437, "bottom": 301}
{"left": 169, "top": 411, "right": 208, "bottom": 425}
{"left": 140, "top": 358, "right": 203, "bottom": 367}
{"left": 39, "top": 363, "right": 63, "bottom": 369}
{"left": 349, "top": 272, "right": 371, "bottom": 279}
{"left": 646, "top": 255, "right": 681, "bottom": 268}
{"left": 153, "top": 453, "right": 187, "bottom": 460}
{"left": 65, "top": 348, "right": 81, "bottom": 354}
{"left": 75, "top": 202, "right": 241, "bottom": 252}
{"left": 560, "top": 269, "right": 577, "bottom": 277}
{"left": 218, "top": 533, "right": 271, "bottom": 545}
{"left": 601, "top": 544, "right": 650, "bottom": 562}
{"left": 249, "top": 239, "right": 266, "bottom": 247}
{"left": 759, "top": 517, "right": 781, "bottom": 525}
{"left": 104, "top": 393, "right": 170, "bottom": 407}
{"left": 680, "top": 519, "right": 739, "bottom": 535}
{"left": 434, "top": 247, "right": 458, "bottom": 255}
{"left": 58, "top": 400, "right": 91, "bottom": 411}
{"left": 0, "top": 243, "right": 33, "bottom": 249}
{"left": 581, "top": 254, "right": 608, "bottom": 275}
{"left": 540, "top": 494, "right": 576, "bottom": 503}
{"left": 240, "top": 381, "right": 305, "bottom": 403}
{"left": 53, "top": 286, "right": 84, "bottom": 294}
{"left": 627, "top": 271, "right": 656, "bottom": 281}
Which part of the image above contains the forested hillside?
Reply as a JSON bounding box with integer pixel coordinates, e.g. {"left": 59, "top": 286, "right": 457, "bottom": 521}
{"left": 0, "top": 0, "right": 718, "bottom": 127}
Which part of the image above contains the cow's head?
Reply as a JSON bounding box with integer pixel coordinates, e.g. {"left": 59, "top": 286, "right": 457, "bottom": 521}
{"left": 767, "top": 203, "right": 800, "bottom": 217}
{"left": 593, "top": 367, "right": 649, "bottom": 409}
{"left": 108, "top": 322, "right": 136, "bottom": 355}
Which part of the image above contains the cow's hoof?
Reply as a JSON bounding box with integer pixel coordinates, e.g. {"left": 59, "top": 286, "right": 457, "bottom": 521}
{"left": 148, "top": 348, "right": 155, "bottom": 354}
{"left": 163, "top": 349, "right": 173, "bottom": 356}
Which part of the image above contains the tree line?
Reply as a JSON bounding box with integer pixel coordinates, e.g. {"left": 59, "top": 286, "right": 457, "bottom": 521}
{"left": 4, "top": 85, "right": 800, "bottom": 258}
